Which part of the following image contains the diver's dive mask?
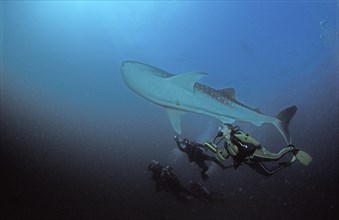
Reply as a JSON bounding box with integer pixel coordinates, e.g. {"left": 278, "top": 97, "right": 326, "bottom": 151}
{"left": 218, "top": 125, "right": 226, "bottom": 136}
{"left": 182, "top": 138, "right": 189, "bottom": 145}
{"left": 214, "top": 125, "right": 227, "bottom": 144}
{"left": 218, "top": 124, "right": 230, "bottom": 137}
{"left": 218, "top": 123, "right": 239, "bottom": 136}
{"left": 215, "top": 124, "right": 239, "bottom": 142}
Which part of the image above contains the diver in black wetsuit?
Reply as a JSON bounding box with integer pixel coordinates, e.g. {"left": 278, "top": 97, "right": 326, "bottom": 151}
{"left": 147, "top": 160, "right": 192, "bottom": 202}
{"left": 174, "top": 136, "right": 226, "bottom": 180}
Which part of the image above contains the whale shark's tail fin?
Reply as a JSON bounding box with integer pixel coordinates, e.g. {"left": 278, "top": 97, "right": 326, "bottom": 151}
{"left": 273, "top": 105, "right": 297, "bottom": 144}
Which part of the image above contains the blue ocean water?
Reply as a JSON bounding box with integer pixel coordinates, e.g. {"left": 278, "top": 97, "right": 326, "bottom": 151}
{"left": 1, "top": 1, "right": 338, "bottom": 219}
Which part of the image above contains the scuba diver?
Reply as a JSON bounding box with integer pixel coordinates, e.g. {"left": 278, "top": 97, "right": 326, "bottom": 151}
{"left": 174, "top": 135, "right": 226, "bottom": 180}
{"left": 187, "top": 181, "right": 225, "bottom": 206}
{"left": 205, "top": 123, "right": 312, "bottom": 176}
{"left": 147, "top": 160, "right": 192, "bottom": 202}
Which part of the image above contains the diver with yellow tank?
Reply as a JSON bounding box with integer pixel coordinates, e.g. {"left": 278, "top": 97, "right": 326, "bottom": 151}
{"left": 205, "top": 123, "right": 312, "bottom": 176}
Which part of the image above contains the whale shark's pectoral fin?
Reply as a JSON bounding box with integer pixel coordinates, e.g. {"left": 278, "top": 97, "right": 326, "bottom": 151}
{"left": 166, "top": 108, "right": 186, "bottom": 134}
{"left": 166, "top": 72, "right": 207, "bottom": 92}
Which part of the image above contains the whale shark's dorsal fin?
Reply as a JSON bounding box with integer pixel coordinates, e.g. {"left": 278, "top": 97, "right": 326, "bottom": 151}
{"left": 166, "top": 108, "right": 186, "bottom": 134}
{"left": 166, "top": 72, "right": 207, "bottom": 91}
{"left": 219, "top": 88, "right": 236, "bottom": 100}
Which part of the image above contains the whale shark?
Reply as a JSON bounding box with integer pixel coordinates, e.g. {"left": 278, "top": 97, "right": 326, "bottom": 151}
{"left": 121, "top": 61, "right": 297, "bottom": 144}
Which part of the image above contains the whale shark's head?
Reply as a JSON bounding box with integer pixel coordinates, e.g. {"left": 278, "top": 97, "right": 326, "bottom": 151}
{"left": 121, "top": 61, "right": 141, "bottom": 90}
{"left": 121, "top": 61, "right": 172, "bottom": 96}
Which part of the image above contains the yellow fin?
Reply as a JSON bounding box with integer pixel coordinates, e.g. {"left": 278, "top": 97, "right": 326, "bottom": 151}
{"left": 295, "top": 150, "right": 312, "bottom": 166}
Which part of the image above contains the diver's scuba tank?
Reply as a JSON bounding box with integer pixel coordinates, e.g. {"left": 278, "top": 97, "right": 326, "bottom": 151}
{"left": 232, "top": 130, "right": 261, "bottom": 148}
{"left": 204, "top": 142, "right": 229, "bottom": 161}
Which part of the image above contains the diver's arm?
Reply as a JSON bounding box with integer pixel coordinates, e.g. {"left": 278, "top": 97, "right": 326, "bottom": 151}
{"left": 191, "top": 142, "right": 208, "bottom": 151}
{"left": 174, "top": 135, "right": 185, "bottom": 152}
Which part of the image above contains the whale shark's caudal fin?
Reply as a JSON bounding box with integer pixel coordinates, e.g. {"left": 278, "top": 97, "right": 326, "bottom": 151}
{"left": 273, "top": 105, "right": 297, "bottom": 144}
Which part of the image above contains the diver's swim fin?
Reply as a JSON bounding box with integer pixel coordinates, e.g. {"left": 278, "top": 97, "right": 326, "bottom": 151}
{"left": 294, "top": 150, "right": 312, "bottom": 166}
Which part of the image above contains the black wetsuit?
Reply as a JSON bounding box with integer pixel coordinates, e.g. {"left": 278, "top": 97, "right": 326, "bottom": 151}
{"left": 176, "top": 139, "right": 226, "bottom": 180}
{"left": 148, "top": 162, "right": 192, "bottom": 202}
